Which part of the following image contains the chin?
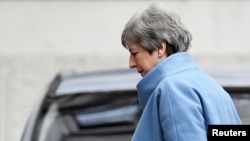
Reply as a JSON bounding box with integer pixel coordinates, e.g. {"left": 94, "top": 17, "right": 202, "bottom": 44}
{"left": 141, "top": 72, "right": 146, "bottom": 77}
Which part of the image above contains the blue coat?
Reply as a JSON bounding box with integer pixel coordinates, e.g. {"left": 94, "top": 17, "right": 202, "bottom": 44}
{"left": 132, "top": 52, "right": 242, "bottom": 141}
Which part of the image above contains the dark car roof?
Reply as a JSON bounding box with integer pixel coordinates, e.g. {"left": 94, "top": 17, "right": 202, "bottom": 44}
{"left": 204, "top": 65, "right": 250, "bottom": 88}
{"left": 55, "top": 69, "right": 141, "bottom": 96}
{"left": 54, "top": 66, "right": 250, "bottom": 96}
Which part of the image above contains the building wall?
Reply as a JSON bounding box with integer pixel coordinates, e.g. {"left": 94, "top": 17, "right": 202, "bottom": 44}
{"left": 0, "top": 1, "right": 250, "bottom": 141}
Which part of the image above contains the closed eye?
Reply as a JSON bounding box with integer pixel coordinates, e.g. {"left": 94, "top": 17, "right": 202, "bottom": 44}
{"left": 131, "top": 52, "right": 138, "bottom": 56}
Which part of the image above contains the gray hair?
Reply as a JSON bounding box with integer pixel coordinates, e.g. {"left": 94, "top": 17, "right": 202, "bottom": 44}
{"left": 121, "top": 2, "right": 192, "bottom": 55}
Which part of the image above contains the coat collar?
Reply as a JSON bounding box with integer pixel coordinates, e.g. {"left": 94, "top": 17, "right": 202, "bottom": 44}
{"left": 136, "top": 52, "right": 197, "bottom": 110}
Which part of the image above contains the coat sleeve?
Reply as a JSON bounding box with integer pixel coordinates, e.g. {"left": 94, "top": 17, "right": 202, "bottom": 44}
{"left": 157, "top": 78, "right": 207, "bottom": 141}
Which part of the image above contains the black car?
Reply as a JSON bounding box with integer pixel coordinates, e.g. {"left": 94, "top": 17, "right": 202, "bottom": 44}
{"left": 21, "top": 68, "right": 250, "bottom": 141}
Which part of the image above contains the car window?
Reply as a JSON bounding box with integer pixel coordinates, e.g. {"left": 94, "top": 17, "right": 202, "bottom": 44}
{"left": 35, "top": 90, "right": 140, "bottom": 141}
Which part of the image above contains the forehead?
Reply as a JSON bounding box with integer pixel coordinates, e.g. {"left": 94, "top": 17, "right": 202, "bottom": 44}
{"left": 126, "top": 41, "right": 142, "bottom": 50}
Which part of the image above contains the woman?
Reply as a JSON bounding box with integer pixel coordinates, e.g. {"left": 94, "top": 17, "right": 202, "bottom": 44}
{"left": 121, "top": 2, "right": 242, "bottom": 141}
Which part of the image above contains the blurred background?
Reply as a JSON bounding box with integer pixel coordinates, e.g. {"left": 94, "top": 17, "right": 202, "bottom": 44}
{"left": 0, "top": 0, "right": 249, "bottom": 141}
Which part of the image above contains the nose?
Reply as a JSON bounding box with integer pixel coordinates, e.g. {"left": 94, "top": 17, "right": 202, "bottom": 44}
{"left": 129, "top": 56, "right": 136, "bottom": 69}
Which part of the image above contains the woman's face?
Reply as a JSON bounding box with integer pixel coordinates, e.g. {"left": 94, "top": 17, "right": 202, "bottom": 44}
{"left": 127, "top": 42, "right": 165, "bottom": 77}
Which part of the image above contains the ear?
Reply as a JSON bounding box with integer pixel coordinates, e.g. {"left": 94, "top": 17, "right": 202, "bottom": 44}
{"left": 158, "top": 42, "right": 167, "bottom": 57}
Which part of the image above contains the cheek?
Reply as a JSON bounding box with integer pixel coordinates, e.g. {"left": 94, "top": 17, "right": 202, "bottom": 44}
{"left": 143, "top": 57, "right": 158, "bottom": 71}
{"left": 136, "top": 52, "right": 156, "bottom": 71}
{"left": 140, "top": 59, "right": 153, "bottom": 71}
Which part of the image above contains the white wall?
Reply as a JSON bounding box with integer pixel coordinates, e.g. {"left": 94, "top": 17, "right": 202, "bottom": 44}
{"left": 0, "top": 1, "right": 250, "bottom": 141}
